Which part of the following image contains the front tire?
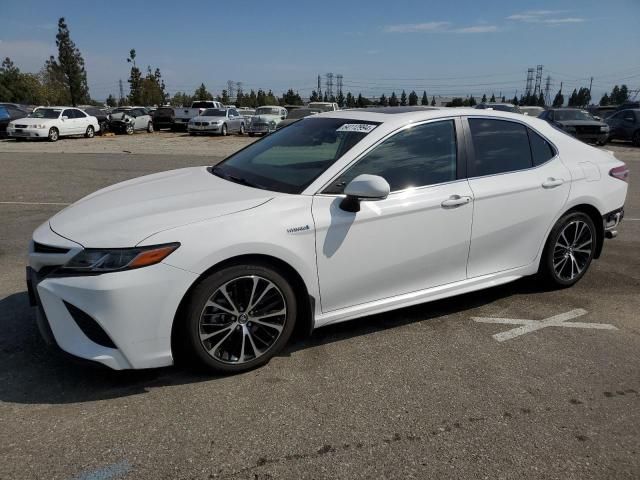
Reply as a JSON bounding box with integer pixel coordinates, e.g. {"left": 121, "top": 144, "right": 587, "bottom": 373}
{"left": 239, "top": 123, "right": 245, "bottom": 135}
{"left": 84, "top": 126, "right": 95, "bottom": 138}
{"left": 180, "top": 264, "right": 297, "bottom": 373}
{"left": 220, "top": 124, "right": 228, "bottom": 136}
{"left": 48, "top": 127, "right": 59, "bottom": 142}
{"left": 125, "top": 124, "right": 134, "bottom": 135}
{"left": 539, "top": 211, "right": 596, "bottom": 288}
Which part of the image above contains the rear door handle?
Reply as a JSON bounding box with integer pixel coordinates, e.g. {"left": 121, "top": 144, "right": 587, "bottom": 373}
{"left": 542, "top": 178, "right": 564, "bottom": 189}
{"left": 441, "top": 195, "right": 472, "bottom": 208}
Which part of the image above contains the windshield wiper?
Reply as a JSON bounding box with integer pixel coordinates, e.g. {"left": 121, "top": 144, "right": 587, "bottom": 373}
{"left": 211, "top": 166, "right": 263, "bottom": 189}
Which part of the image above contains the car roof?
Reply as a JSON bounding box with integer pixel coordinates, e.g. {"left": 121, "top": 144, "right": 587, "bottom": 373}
{"left": 318, "top": 107, "right": 529, "bottom": 124}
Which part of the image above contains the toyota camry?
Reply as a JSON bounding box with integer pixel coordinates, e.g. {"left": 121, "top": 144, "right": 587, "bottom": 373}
{"left": 27, "top": 107, "right": 628, "bottom": 373}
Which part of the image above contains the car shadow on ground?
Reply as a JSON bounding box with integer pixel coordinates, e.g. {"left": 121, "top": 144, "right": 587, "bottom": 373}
{"left": 0, "top": 278, "right": 546, "bottom": 405}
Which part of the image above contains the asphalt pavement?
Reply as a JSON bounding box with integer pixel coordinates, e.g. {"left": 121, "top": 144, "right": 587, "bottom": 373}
{"left": 0, "top": 145, "right": 638, "bottom": 480}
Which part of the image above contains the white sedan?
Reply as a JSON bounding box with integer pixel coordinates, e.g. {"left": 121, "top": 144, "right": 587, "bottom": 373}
{"left": 8, "top": 107, "right": 99, "bottom": 141}
{"left": 27, "top": 107, "right": 628, "bottom": 373}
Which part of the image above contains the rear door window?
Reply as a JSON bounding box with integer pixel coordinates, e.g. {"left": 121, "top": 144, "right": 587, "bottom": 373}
{"left": 527, "top": 128, "right": 555, "bottom": 166}
{"left": 468, "top": 119, "right": 532, "bottom": 177}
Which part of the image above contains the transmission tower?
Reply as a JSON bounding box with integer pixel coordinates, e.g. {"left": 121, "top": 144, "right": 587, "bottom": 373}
{"left": 525, "top": 68, "right": 534, "bottom": 96}
{"left": 336, "top": 74, "right": 343, "bottom": 97}
{"left": 236, "top": 81, "right": 243, "bottom": 100}
{"left": 325, "top": 73, "right": 334, "bottom": 99}
{"left": 118, "top": 79, "right": 125, "bottom": 103}
{"left": 544, "top": 75, "right": 551, "bottom": 106}
{"left": 534, "top": 65, "right": 543, "bottom": 96}
{"left": 227, "top": 80, "right": 235, "bottom": 101}
{"left": 317, "top": 74, "right": 322, "bottom": 98}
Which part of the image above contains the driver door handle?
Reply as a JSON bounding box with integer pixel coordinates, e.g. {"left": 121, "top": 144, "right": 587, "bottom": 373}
{"left": 441, "top": 195, "right": 472, "bottom": 209}
{"left": 542, "top": 178, "right": 564, "bottom": 189}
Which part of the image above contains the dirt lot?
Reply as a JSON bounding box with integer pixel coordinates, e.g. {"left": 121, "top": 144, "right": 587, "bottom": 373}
{"left": 0, "top": 139, "right": 638, "bottom": 480}
{"left": 0, "top": 130, "right": 256, "bottom": 157}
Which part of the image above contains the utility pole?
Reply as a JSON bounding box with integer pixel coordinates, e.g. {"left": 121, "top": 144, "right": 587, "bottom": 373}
{"left": 588, "top": 76, "right": 593, "bottom": 104}
{"left": 525, "top": 68, "right": 534, "bottom": 97}
{"left": 336, "top": 74, "right": 343, "bottom": 97}
{"left": 317, "top": 74, "right": 322, "bottom": 98}
{"left": 227, "top": 80, "right": 235, "bottom": 101}
{"left": 534, "top": 65, "right": 543, "bottom": 96}
{"left": 118, "top": 79, "right": 125, "bottom": 104}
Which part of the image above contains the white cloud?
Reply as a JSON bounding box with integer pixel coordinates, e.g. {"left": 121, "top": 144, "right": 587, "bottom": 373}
{"left": 452, "top": 25, "right": 499, "bottom": 33}
{"left": 506, "top": 10, "right": 585, "bottom": 25}
{"left": 384, "top": 21, "right": 498, "bottom": 34}
{"left": 384, "top": 22, "right": 450, "bottom": 33}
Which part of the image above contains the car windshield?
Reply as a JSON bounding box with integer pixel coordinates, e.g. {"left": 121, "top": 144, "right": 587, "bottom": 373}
{"left": 212, "top": 117, "right": 380, "bottom": 194}
{"left": 0, "top": 106, "right": 9, "bottom": 119}
{"left": 555, "top": 110, "right": 594, "bottom": 121}
{"left": 288, "top": 109, "right": 318, "bottom": 119}
{"left": 256, "top": 108, "right": 280, "bottom": 115}
{"left": 239, "top": 110, "right": 255, "bottom": 115}
{"left": 192, "top": 102, "right": 213, "bottom": 108}
{"left": 202, "top": 109, "right": 226, "bottom": 117}
{"left": 29, "top": 109, "right": 61, "bottom": 119}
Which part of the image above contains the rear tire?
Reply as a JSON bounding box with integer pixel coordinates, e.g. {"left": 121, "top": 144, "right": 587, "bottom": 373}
{"left": 84, "top": 126, "right": 95, "bottom": 138}
{"left": 239, "top": 123, "right": 245, "bottom": 135}
{"left": 147, "top": 122, "right": 154, "bottom": 133}
{"left": 179, "top": 263, "right": 297, "bottom": 374}
{"left": 248, "top": 132, "right": 255, "bottom": 137}
{"left": 539, "top": 211, "right": 596, "bottom": 288}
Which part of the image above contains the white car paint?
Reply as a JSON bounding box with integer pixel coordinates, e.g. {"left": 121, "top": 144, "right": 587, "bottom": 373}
{"left": 8, "top": 107, "right": 99, "bottom": 140}
{"left": 28, "top": 108, "right": 628, "bottom": 370}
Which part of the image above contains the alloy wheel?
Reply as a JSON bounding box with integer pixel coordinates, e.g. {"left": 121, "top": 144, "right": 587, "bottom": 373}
{"left": 198, "top": 275, "right": 287, "bottom": 365}
{"left": 552, "top": 219, "right": 593, "bottom": 281}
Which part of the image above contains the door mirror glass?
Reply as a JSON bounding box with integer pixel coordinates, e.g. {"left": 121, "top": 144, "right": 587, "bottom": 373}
{"left": 340, "top": 174, "right": 390, "bottom": 212}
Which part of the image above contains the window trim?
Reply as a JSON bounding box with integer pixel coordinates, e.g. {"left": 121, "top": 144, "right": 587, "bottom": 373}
{"left": 461, "top": 116, "right": 559, "bottom": 181}
{"left": 316, "top": 116, "right": 466, "bottom": 196}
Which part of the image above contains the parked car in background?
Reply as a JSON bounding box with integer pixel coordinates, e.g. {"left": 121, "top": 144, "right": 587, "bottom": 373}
{"left": 538, "top": 108, "right": 609, "bottom": 145}
{"left": 7, "top": 107, "right": 99, "bottom": 142}
{"left": 605, "top": 109, "right": 640, "bottom": 146}
{"left": 26, "top": 108, "right": 627, "bottom": 372}
{"left": 108, "top": 107, "right": 154, "bottom": 135}
{"left": 173, "top": 101, "right": 224, "bottom": 130}
{"left": 307, "top": 102, "right": 339, "bottom": 112}
{"left": 0, "top": 104, "right": 29, "bottom": 138}
{"left": 80, "top": 106, "right": 109, "bottom": 134}
{"left": 152, "top": 107, "right": 175, "bottom": 130}
{"left": 519, "top": 106, "right": 545, "bottom": 117}
{"left": 247, "top": 106, "right": 287, "bottom": 136}
{"left": 276, "top": 107, "right": 321, "bottom": 129}
{"left": 188, "top": 108, "right": 246, "bottom": 136}
{"left": 475, "top": 103, "right": 521, "bottom": 113}
{"left": 237, "top": 108, "right": 255, "bottom": 122}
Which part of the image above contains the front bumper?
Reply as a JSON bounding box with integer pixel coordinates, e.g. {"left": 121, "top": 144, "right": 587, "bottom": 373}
{"left": 247, "top": 124, "right": 274, "bottom": 134}
{"left": 569, "top": 131, "right": 609, "bottom": 144}
{"left": 28, "top": 228, "right": 198, "bottom": 370}
{"left": 8, "top": 127, "right": 47, "bottom": 138}
{"left": 188, "top": 124, "right": 222, "bottom": 133}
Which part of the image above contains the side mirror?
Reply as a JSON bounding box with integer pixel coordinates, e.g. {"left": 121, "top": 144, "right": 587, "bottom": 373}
{"left": 340, "top": 174, "right": 390, "bottom": 212}
{"left": 61, "top": 116, "right": 68, "bottom": 121}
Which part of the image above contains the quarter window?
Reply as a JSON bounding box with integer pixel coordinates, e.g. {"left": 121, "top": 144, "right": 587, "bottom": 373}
{"left": 324, "top": 120, "right": 457, "bottom": 193}
{"left": 528, "top": 128, "right": 555, "bottom": 166}
{"left": 468, "top": 119, "right": 532, "bottom": 176}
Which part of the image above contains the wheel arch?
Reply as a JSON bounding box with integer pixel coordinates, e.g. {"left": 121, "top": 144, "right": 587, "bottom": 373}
{"left": 561, "top": 203, "right": 604, "bottom": 259}
{"left": 170, "top": 253, "right": 315, "bottom": 363}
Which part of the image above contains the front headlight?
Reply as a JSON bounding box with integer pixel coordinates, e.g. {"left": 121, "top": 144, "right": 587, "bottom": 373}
{"left": 59, "top": 243, "right": 180, "bottom": 274}
{"left": 600, "top": 125, "right": 610, "bottom": 132}
{"left": 33, "top": 124, "right": 47, "bottom": 129}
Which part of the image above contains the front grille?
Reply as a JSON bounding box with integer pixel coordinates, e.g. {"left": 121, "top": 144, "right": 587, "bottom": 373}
{"left": 15, "top": 124, "right": 28, "bottom": 128}
{"left": 576, "top": 126, "right": 601, "bottom": 135}
{"left": 63, "top": 301, "right": 117, "bottom": 349}
{"left": 252, "top": 123, "right": 267, "bottom": 128}
{"left": 33, "top": 242, "right": 70, "bottom": 254}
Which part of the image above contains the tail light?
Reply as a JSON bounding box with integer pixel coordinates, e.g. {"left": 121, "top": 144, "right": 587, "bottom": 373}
{"left": 609, "top": 165, "right": 629, "bottom": 182}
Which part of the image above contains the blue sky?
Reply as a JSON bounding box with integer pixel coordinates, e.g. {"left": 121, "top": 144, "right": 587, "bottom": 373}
{"left": 1, "top": 0, "right": 639, "bottom": 102}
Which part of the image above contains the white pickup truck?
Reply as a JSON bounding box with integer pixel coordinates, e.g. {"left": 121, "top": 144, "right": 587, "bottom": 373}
{"left": 173, "top": 101, "right": 224, "bottom": 129}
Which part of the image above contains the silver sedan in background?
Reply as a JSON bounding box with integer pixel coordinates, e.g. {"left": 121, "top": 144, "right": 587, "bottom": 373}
{"left": 188, "top": 108, "right": 246, "bottom": 136}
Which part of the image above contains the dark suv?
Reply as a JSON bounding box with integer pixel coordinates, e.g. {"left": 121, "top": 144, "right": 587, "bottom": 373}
{"left": 605, "top": 109, "right": 640, "bottom": 147}
{"left": 152, "top": 107, "right": 175, "bottom": 130}
{"left": 538, "top": 108, "right": 609, "bottom": 145}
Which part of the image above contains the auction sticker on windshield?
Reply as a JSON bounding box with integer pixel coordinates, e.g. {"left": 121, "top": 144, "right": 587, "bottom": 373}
{"left": 337, "top": 123, "right": 378, "bottom": 133}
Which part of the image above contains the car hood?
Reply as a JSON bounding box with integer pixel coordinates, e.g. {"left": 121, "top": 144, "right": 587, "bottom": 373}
{"left": 556, "top": 120, "right": 606, "bottom": 127}
{"left": 252, "top": 114, "right": 282, "bottom": 122}
{"left": 49, "top": 166, "right": 277, "bottom": 247}
{"left": 12, "top": 117, "right": 57, "bottom": 126}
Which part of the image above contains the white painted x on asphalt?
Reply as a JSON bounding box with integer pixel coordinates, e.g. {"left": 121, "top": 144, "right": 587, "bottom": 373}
{"left": 472, "top": 309, "right": 618, "bottom": 342}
